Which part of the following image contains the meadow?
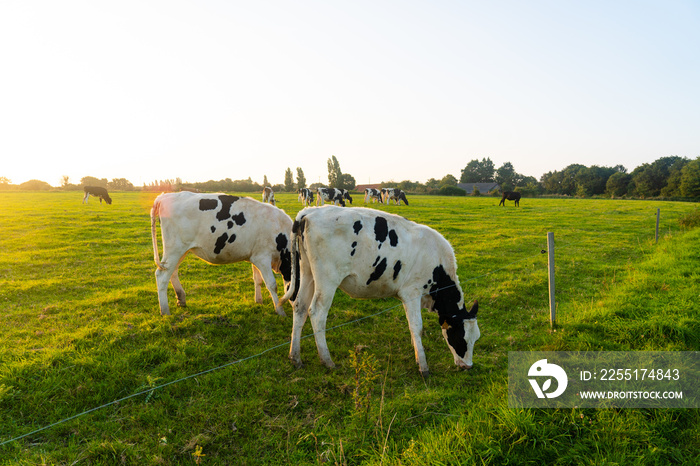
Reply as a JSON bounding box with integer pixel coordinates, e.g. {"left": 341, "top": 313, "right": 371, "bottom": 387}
{"left": 0, "top": 191, "right": 698, "bottom": 465}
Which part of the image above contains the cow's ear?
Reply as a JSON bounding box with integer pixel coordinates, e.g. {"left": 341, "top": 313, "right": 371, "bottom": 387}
{"left": 441, "top": 321, "right": 451, "bottom": 330}
{"left": 465, "top": 300, "right": 478, "bottom": 319}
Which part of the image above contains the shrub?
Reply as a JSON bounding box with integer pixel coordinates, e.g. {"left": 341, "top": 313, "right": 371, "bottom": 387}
{"left": 437, "top": 185, "right": 466, "bottom": 196}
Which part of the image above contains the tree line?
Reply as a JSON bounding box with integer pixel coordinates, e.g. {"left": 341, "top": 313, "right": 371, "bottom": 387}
{"left": 2, "top": 154, "right": 699, "bottom": 199}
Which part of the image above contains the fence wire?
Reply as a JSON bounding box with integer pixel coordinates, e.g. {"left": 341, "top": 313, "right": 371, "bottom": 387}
{"left": 0, "top": 232, "right": 638, "bottom": 448}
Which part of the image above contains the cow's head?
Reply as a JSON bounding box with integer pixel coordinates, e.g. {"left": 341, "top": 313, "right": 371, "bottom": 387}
{"left": 439, "top": 301, "right": 480, "bottom": 369}
{"left": 103, "top": 194, "right": 113, "bottom": 205}
{"left": 423, "top": 265, "right": 480, "bottom": 369}
{"left": 344, "top": 191, "right": 353, "bottom": 204}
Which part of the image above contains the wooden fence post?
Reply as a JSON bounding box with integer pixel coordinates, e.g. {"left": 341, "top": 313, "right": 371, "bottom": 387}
{"left": 656, "top": 208, "right": 660, "bottom": 244}
{"left": 547, "top": 232, "right": 556, "bottom": 328}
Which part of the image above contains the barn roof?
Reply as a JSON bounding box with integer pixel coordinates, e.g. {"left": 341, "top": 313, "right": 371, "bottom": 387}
{"left": 456, "top": 182, "right": 501, "bottom": 194}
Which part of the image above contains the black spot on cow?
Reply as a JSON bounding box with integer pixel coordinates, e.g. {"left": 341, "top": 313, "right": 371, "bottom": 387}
{"left": 227, "top": 221, "right": 234, "bottom": 229}
{"left": 216, "top": 195, "right": 240, "bottom": 221}
{"left": 372, "top": 256, "right": 381, "bottom": 267}
{"left": 210, "top": 226, "right": 216, "bottom": 233}
{"left": 366, "top": 257, "right": 387, "bottom": 285}
{"left": 429, "top": 265, "right": 462, "bottom": 316}
{"left": 199, "top": 199, "right": 218, "bottom": 211}
{"left": 227, "top": 233, "right": 237, "bottom": 244}
{"left": 351, "top": 241, "right": 357, "bottom": 256}
{"left": 214, "top": 232, "right": 229, "bottom": 254}
{"left": 389, "top": 230, "right": 398, "bottom": 247}
{"left": 393, "top": 260, "right": 402, "bottom": 280}
{"left": 276, "top": 233, "right": 292, "bottom": 282}
{"left": 374, "top": 217, "right": 388, "bottom": 243}
{"left": 231, "top": 212, "right": 246, "bottom": 226}
{"left": 353, "top": 221, "right": 363, "bottom": 235}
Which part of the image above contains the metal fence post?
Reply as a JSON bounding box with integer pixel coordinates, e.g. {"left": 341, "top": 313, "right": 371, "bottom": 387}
{"left": 547, "top": 232, "right": 556, "bottom": 328}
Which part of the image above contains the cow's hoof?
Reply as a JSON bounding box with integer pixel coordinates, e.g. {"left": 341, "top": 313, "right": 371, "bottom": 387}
{"left": 419, "top": 370, "right": 430, "bottom": 378}
{"left": 176, "top": 302, "right": 187, "bottom": 308}
{"left": 289, "top": 356, "right": 304, "bottom": 369}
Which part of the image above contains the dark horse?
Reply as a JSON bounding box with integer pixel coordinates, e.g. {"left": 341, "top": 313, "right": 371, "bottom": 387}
{"left": 499, "top": 191, "right": 520, "bottom": 207}
{"left": 83, "top": 186, "right": 112, "bottom": 205}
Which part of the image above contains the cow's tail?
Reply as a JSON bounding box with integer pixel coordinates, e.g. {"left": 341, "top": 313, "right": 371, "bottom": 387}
{"left": 151, "top": 197, "right": 166, "bottom": 271}
{"left": 280, "top": 215, "right": 305, "bottom": 305}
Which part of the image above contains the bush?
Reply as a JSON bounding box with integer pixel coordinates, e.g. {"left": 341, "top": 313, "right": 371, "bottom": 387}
{"left": 437, "top": 185, "right": 466, "bottom": 196}
{"left": 679, "top": 208, "right": 700, "bottom": 229}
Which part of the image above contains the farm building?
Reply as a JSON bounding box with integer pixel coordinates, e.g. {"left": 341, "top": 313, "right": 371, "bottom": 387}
{"left": 456, "top": 182, "right": 501, "bottom": 195}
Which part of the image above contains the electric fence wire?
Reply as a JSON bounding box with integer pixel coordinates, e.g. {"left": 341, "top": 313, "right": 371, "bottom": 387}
{"left": 0, "top": 237, "right": 578, "bottom": 448}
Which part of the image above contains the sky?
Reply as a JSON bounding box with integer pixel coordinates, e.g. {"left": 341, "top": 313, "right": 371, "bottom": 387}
{"left": 1, "top": 1, "right": 699, "bottom": 188}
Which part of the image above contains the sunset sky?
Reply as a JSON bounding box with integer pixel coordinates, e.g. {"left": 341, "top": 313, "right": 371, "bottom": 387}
{"left": 1, "top": 0, "right": 698, "bottom": 187}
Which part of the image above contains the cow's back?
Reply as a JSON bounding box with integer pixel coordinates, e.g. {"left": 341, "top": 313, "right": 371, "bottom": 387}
{"left": 157, "top": 192, "right": 291, "bottom": 265}
{"left": 298, "top": 206, "right": 456, "bottom": 299}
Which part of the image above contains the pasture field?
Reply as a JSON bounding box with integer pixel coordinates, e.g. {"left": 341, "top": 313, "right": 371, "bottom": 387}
{"left": 0, "top": 191, "right": 698, "bottom": 464}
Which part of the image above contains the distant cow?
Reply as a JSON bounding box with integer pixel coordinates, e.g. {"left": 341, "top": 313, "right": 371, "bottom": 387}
{"left": 382, "top": 188, "right": 409, "bottom": 206}
{"left": 262, "top": 186, "right": 276, "bottom": 206}
{"left": 151, "top": 192, "right": 293, "bottom": 316}
{"left": 298, "top": 188, "right": 314, "bottom": 206}
{"left": 499, "top": 191, "right": 521, "bottom": 207}
{"left": 364, "top": 188, "right": 382, "bottom": 204}
{"left": 83, "top": 186, "right": 112, "bottom": 205}
{"left": 280, "top": 206, "right": 480, "bottom": 375}
{"left": 316, "top": 188, "right": 352, "bottom": 207}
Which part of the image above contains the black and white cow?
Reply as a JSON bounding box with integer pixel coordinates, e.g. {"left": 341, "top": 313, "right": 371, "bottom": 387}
{"left": 298, "top": 188, "right": 314, "bottom": 206}
{"left": 280, "top": 206, "right": 480, "bottom": 375}
{"left": 83, "top": 186, "right": 112, "bottom": 205}
{"left": 316, "top": 188, "right": 353, "bottom": 207}
{"left": 499, "top": 191, "right": 521, "bottom": 207}
{"left": 262, "top": 186, "right": 276, "bottom": 206}
{"left": 382, "top": 188, "right": 409, "bottom": 206}
{"left": 151, "top": 192, "right": 293, "bottom": 316}
{"left": 364, "top": 188, "right": 382, "bottom": 204}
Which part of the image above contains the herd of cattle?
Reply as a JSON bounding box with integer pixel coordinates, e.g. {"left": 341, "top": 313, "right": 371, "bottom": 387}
{"left": 296, "top": 187, "right": 409, "bottom": 207}
{"left": 83, "top": 183, "right": 525, "bottom": 374}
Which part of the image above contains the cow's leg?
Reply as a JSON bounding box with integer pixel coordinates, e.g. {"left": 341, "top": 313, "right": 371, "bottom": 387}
{"left": 155, "top": 250, "right": 188, "bottom": 316}
{"left": 170, "top": 267, "right": 186, "bottom": 308}
{"left": 289, "top": 270, "right": 315, "bottom": 368}
{"left": 400, "top": 294, "right": 430, "bottom": 375}
{"left": 83, "top": 192, "right": 89, "bottom": 204}
{"left": 250, "top": 256, "right": 286, "bottom": 316}
{"left": 252, "top": 264, "right": 264, "bottom": 305}
{"left": 307, "top": 282, "right": 338, "bottom": 369}
{"left": 155, "top": 266, "right": 175, "bottom": 315}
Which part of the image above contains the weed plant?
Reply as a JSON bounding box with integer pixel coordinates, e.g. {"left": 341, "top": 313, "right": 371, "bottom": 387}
{"left": 0, "top": 192, "right": 698, "bottom": 464}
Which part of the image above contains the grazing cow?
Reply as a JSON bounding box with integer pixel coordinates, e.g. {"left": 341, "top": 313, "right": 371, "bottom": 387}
{"left": 316, "top": 188, "right": 352, "bottom": 207}
{"left": 83, "top": 186, "right": 112, "bottom": 205}
{"left": 364, "top": 188, "right": 382, "bottom": 204}
{"left": 151, "top": 192, "right": 293, "bottom": 316}
{"left": 262, "top": 186, "right": 276, "bottom": 206}
{"left": 280, "top": 206, "right": 480, "bottom": 375}
{"left": 298, "top": 188, "right": 314, "bottom": 206}
{"left": 499, "top": 191, "right": 521, "bottom": 207}
{"left": 382, "top": 188, "right": 409, "bottom": 206}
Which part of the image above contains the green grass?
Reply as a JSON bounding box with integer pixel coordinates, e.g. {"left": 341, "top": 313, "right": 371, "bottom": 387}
{"left": 0, "top": 192, "right": 698, "bottom": 464}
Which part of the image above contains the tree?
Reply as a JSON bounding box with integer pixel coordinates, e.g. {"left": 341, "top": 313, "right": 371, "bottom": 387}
{"left": 630, "top": 156, "right": 687, "bottom": 198}
{"left": 680, "top": 157, "right": 700, "bottom": 198}
{"left": 263, "top": 175, "right": 270, "bottom": 187}
{"left": 327, "top": 155, "right": 343, "bottom": 189}
{"left": 460, "top": 158, "right": 495, "bottom": 183}
{"left": 81, "top": 176, "right": 107, "bottom": 187}
{"left": 109, "top": 178, "right": 135, "bottom": 191}
{"left": 296, "top": 167, "right": 307, "bottom": 190}
{"left": 606, "top": 172, "right": 632, "bottom": 198}
{"left": 284, "top": 168, "right": 295, "bottom": 192}
{"left": 495, "top": 162, "right": 524, "bottom": 192}
{"left": 440, "top": 174, "right": 458, "bottom": 186}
